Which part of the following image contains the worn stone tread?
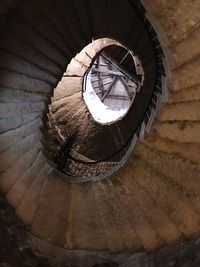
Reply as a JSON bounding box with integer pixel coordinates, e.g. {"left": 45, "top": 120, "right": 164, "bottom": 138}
{"left": 0, "top": 133, "right": 41, "bottom": 172}
{"left": 0, "top": 118, "right": 42, "bottom": 152}
{"left": 123, "top": 170, "right": 182, "bottom": 245}
{"left": 0, "top": 69, "right": 51, "bottom": 94}
{"left": 0, "top": 87, "right": 47, "bottom": 103}
{"left": 134, "top": 143, "right": 200, "bottom": 197}
{"left": 153, "top": 121, "right": 200, "bottom": 143}
{"left": 31, "top": 169, "right": 71, "bottom": 247}
{"left": 0, "top": 141, "right": 42, "bottom": 193}
{"left": 16, "top": 163, "right": 52, "bottom": 225}
{"left": 0, "top": 102, "right": 44, "bottom": 119}
{"left": 66, "top": 183, "right": 108, "bottom": 251}
{"left": 0, "top": 30, "right": 61, "bottom": 76}
{"left": 131, "top": 160, "right": 200, "bottom": 237}
{"left": 0, "top": 113, "right": 41, "bottom": 134}
{"left": 143, "top": 134, "right": 200, "bottom": 164}
{"left": 167, "top": 85, "right": 200, "bottom": 104}
{"left": 0, "top": 49, "right": 56, "bottom": 84}
{"left": 159, "top": 101, "right": 200, "bottom": 122}
{"left": 6, "top": 151, "right": 46, "bottom": 208}
{"left": 112, "top": 173, "right": 164, "bottom": 252}
{"left": 7, "top": 14, "right": 66, "bottom": 69}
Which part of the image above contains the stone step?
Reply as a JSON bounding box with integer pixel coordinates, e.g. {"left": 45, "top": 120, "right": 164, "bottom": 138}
{"left": 74, "top": 47, "right": 94, "bottom": 68}
{"left": 65, "top": 58, "right": 88, "bottom": 77}
{"left": 31, "top": 169, "right": 71, "bottom": 247}
{"left": 16, "top": 163, "right": 52, "bottom": 225}
{"left": 51, "top": 92, "right": 83, "bottom": 118}
{"left": 120, "top": 170, "right": 182, "bottom": 246}
{"left": 134, "top": 143, "right": 200, "bottom": 198}
{"left": 17, "top": 0, "right": 72, "bottom": 60}
{"left": 144, "top": 0, "right": 200, "bottom": 44}
{"left": 167, "top": 85, "right": 200, "bottom": 104}
{"left": 131, "top": 160, "right": 200, "bottom": 237}
{"left": 0, "top": 102, "right": 44, "bottom": 119}
{"left": 159, "top": 101, "right": 200, "bottom": 121}
{"left": 6, "top": 151, "right": 46, "bottom": 209}
{"left": 0, "top": 69, "right": 51, "bottom": 95}
{"left": 112, "top": 172, "right": 164, "bottom": 252}
{"left": 0, "top": 30, "right": 61, "bottom": 77}
{"left": 0, "top": 87, "right": 47, "bottom": 103}
{"left": 0, "top": 49, "right": 56, "bottom": 84}
{"left": 173, "top": 24, "right": 200, "bottom": 66}
{"left": 152, "top": 121, "right": 200, "bottom": 143}
{"left": 91, "top": 179, "right": 143, "bottom": 253}
{"left": 69, "top": 0, "right": 95, "bottom": 41}
{"left": 0, "top": 118, "right": 42, "bottom": 152}
{"left": 172, "top": 55, "right": 200, "bottom": 91}
{"left": 38, "top": 0, "right": 77, "bottom": 57}
{"left": 0, "top": 133, "right": 40, "bottom": 172}
{"left": 50, "top": 0, "right": 88, "bottom": 50}
{"left": 65, "top": 183, "right": 108, "bottom": 251}
{"left": 7, "top": 15, "right": 66, "bottom": 69}
{"left": 143, "top": 135, "right": 200, "bottom": 164}
{"left": 52, "top": 77, "right": 82, "bottom": 102}
{"left": 0, "top": 141, "right": 42, "bottom": 193}
{"left": 0, "top": 113, "right": 41, "bottom": 134}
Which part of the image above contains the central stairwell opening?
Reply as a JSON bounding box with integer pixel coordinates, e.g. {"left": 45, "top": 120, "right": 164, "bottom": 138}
{"left": 43, "top": 13, "right": 166, "bottom": 182}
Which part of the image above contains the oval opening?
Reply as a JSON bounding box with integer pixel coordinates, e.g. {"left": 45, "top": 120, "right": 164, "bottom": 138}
{"left": 83, "top": 44, "right": 142, "bottom": 125}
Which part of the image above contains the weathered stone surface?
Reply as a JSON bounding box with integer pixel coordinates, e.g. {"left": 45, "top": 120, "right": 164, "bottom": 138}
{"left": 131, "top": 159, "right": 200, "bottom": 237}
{"left": 31, "top": 170, "right": 71, "bottom": 247}
{"left": 112, "top": 174, "right": 163, "bottom": 252}
{"left": 134, "top": 143, "right": 200, "bottom": 197}
{"left": 153, "top": 121, "right": 200, "bottom": 143}
{"left": 65, "top": 58, "right": 88, "bottom": 77}
{"left": 67, "top": 183, "right": 108, "bottom": 251}
{"left": 6, "top": 151, "right": 46, "bottom": 209}
{"left": 52, "top": 77, "right": 82, "bottom": 101}
{"left": 0, "top": 102, "right": 44, "bottom": 119}
{"left": 0, "top": 87, "right": 47, "bottom": 103}
{"left": 172, "top": 55, "right": 200, "bottom": 91}
{"left": 173, "top": 25, "right": 200, "bottom": 66}
{"left": 0, "top": 30, "right": 61, "bottom": 76}
{"left": 0, "top": 50, "right": 56, "bottom": 84}
{"left": 0, "top": 142, "right": 42, "bottom": 193}
{"left": 91, "top": 179, "right": 143, "bottom": 253}
{"left": 2, "top": 189, "right": 200, "bottom": 267}
{"left": 1, "top": 0, "right": 200, "bottom": 264}
{"left": 144, "top": 0, "right": 200, "bottom": 44}
{"left": 0, "top": 113, "right": 41, "bottom": 134}
{"left": 116, "top": 171, "right": 181, "bottom": 247}
{"left": 0, "top": 118, "right": 42, "bottom": 152}
{"left": 143, "top": 134, "right": 200, "bottom": 164}
{"left": 0, "top": 69, "right": 51, "bottom": 94}
{"left": 16, "top": 163, "right": 52, "bottom": 225}
{"left": 8, "top": 16, "right": 66, "bottom": 69}
{"left": 159, "top": 101, "right": 200, "bottom": 121}
{"left": 167, "top": 85, "right": 200, "bottom": 103}
{"left": 0, "top": 133, "right": 40, "bottom": 172}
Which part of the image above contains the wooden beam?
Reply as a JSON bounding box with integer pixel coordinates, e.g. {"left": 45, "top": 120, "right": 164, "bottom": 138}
{"left": 101, "top": 76, "right": 118, "bottom": 102}
{"left": 92, "top": 68, "right": 126, "bottom": 77}
{"left": 120, "top": 76, "right": 133, "bottom": 99}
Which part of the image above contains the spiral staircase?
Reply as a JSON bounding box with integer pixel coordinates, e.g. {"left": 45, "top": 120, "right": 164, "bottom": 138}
{"left": 0, "top": 0, "right": 200, "bottom": 266}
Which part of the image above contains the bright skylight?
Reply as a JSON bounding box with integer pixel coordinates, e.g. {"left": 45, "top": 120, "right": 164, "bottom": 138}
{"left": 83, "top": 71, "right": 128, "bottom": 124}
